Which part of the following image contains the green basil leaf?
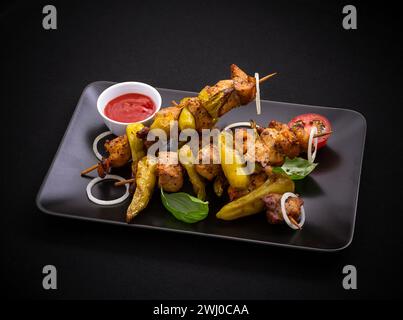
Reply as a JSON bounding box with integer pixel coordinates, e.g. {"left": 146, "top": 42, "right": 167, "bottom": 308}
{"left": 273, "top": 157, "right": 318, "bottom": 180}
{"left": 160, "top": 189, "right": 209, "bottom": 223}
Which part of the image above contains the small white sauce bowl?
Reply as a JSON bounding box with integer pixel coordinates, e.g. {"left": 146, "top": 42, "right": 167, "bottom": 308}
{"left": 97, "top": 82, "right": 162, "bottom": 136}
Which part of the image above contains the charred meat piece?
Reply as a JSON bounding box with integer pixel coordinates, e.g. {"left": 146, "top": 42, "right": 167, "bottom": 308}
{"left": 97, "top": 135, "right": 131, "bottom": 177}
{"left": 262, "top": 193, "right": 304, "bottom": 224}
{"left": 194, "top": 144, "right": 222, "bottom": 181}
{"left": 267, "top": 120, "right": 300, "bottom": 158}
{"left": 104, "top": 135, "right": 131, "bottom": 167}
{"left": 227, "top": 186, "right": 248, "bottom": 201}
{"left": 157, "top": 151, "right": 184, "bottom": 192}
{"left": 136, "top": 126, "right": 150, "bottom": 140}
{"left": 136, "top": 126, "right": 156, "bottom": 149}
{"left": 234, "top": 128, "right": 255, "bottom": 155}
{"left": 290, "top": 123, "right": 310, "bottom": 153}
{"left": 256, "top": 120, "right": 305, "bottom": 167}
{"left": 256, "top": 130, "right": 285, "bottom": 167}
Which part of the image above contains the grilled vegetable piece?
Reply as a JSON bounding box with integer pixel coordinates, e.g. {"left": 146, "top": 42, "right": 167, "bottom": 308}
{"left": 126, "top": 123, "right": 146, "bottom": 182}
{"left": 194, "top": 144, "right": 222, "bottom": 181}
{"left": 126, "top": 123, "right": 146, "bottom": 162}
{"left": 178, "top": 106, "right": 196, "bottom": 131}
{"left": 126, "top": 156, "right": 157, "bottom": 222}
{"left": 219, "top": 131, "right": 250, "bottom": 189}
{"left": 227, "top": 171, "right": 267, "bottom": 201}
{"left": 157, "top": 151, "right": 184, "bottom": 192}
{"left": 262, "top": 193, "right": 304, "bottom": 224}
{"left": 179, "top": 145, "right": 206, "bottom": 200}
{"left": 150, "top": 105, "right": 182, "bottom": 135}
{"left": 98, "top": 135, "right": 131, "bottom": 177}
{"left": 198, "top": 80, "right": 236, "bottom": 119}
{"left": 288, "top": 113, "right": 332, "bottom": 150}
{"left": 182, "top": 97, "right": 215, "bottom": 131}
{"left": 216, "top": 174, "right": 294, "bottom": 221}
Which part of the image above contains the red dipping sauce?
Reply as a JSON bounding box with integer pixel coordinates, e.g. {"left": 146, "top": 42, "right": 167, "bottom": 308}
{"left": 104, "top": 93, "right": 156, "bottom": 123}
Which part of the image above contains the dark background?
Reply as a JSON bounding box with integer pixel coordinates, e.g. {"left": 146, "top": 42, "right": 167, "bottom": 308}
{"left": 2, "top": 0, "right": 402, "bottom": 299}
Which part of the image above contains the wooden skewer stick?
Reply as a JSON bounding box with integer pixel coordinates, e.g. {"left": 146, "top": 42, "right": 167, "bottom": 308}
{"left": 289, "top": 216, "right": 301, "bottom": 230}
{"left": 259, "top": 72, "right": 277, "bottom": 84}
{"left": 314, "top": 131, "right": 333, "bottom": 138}
{"left": 81, "top": 164, "right": 98, "bottom": 176}
{"left": 114, "top": 178, "right": 135, "bottom": 187}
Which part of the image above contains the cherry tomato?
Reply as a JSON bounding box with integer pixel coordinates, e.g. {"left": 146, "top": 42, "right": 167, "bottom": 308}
{"left": 288, "top": 113, "right": 332, "bottom": 149}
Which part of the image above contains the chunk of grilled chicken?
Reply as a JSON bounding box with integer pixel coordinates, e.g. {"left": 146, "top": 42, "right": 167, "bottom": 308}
{"left": 97, "top": 135, "right": 131, "bottom": 178}
{"left": 289, "top": 122, "right": 310, "bottom": 153}
{"left": 157, "top": 151, "right": 184, "bottom": 192}
{"left": 231, "top": 64, "right": 257, "bottom": 105}
{"left": 254, "top": 120, "right": 311, "bottom": 167}
{"left": 234, "top": 128, "right": 255, "bottom": 155}
{"left": 262, "top": 193, "right": 304, "bottom": 224}
{"left": 194, "top": 144, "right": 222, "bottom": 181}
{"left": 254, "top": 132, "right": 285, "bottom": 167}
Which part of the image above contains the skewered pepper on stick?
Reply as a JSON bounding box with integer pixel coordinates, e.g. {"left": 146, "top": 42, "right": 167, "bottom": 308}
{"left": 126, "top": 123, "right": 146, "bottom": 183}
{"left": 150, "top": 64, "right": 271, "bottom": 133}
{"left": 81, "top": 65, "right": 276, "bottom": 176}
{"left": 179, "top": 145, "right": 206, "bottom": 200}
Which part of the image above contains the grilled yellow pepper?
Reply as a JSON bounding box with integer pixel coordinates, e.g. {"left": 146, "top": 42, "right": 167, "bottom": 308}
{"left": 219, "top": 131, "right": 250, "bottom": 189}
{"left": 126, "top": 123, "right": 145, "bottom": 161}
{"left": 216, "top": 174, "right": 295, "bottom": 220}
{"left": 178, "top": 107, "right": 196, "bottom": 131}
{"left": 198, "top": 86, "right": 224, "bottom": 119}
{"left": 150, "top": 106, "right": 182, "bottom": 135}
{"left": 179, "top": 145, "right": 206, "bottom": 200}
{"left": 126, "top": 156, "right": 157, "bottom": 222}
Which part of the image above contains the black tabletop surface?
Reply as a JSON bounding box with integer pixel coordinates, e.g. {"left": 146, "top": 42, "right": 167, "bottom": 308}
{"left": 2, "top": 0, "right": 402, "bottom": 299}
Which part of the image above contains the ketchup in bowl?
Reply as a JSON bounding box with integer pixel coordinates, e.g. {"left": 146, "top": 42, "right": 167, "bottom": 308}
{"left": 104, "top": 93, "right": 156, "bottom": 123}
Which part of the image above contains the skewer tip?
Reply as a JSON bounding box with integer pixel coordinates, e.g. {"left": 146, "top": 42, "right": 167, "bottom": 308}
{"left": 313, "top": 131, "right": 333, "bottom": 139}
{"left": 259, "top": 72, "right": 277, "bottom": 84}
{"left": 81, "top": 164, "right": 99, "bottom": 176}
{"left": 289, "top": 216, "right": 301, "bottom": 230}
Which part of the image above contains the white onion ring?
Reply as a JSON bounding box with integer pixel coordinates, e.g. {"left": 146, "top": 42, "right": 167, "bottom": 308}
{"left": 223, "top": 122, "right": 263, "bottom": 132}
{"left": 223, "top": 122, "right": 252, "bottom": 131}
{"left": 93, "top": 131, "right": 112, "bottom": 161}
{"left": 280, "top": 192, "right": 305, "bottom": 230}
{"left": 86, "top": 174, "right": 130, "bottom": 206}
{"left": 307, "top": 126, "right": 318, "bottom": 163}
{"left": 254, "top": 73, "right": 261, "bottom": 115}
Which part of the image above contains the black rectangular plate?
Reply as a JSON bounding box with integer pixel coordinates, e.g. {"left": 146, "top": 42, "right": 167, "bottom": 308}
{"left": 37, "top": 81, "right": 366, "bottom": 251}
